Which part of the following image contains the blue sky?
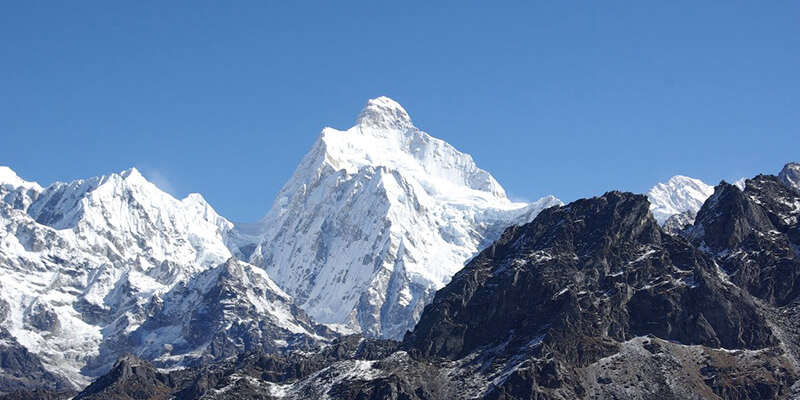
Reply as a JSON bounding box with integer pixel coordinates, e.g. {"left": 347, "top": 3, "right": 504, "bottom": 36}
{"left": 2, "top": 2, "right": 798, "bottom": 221}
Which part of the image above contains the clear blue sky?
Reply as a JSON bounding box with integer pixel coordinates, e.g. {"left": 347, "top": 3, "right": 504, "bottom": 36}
{"left": 2, "top": 2, "right": 798, "bottom": 222}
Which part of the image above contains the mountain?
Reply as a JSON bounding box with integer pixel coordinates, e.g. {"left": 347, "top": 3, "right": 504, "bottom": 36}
{"left": 0, "top": 167, "right": 329, "bottom": 391}
{"left": 247, "top": 97, "right": 560, "bottom": 339}
{"left": 687, "top": 171, "right": 800, "bottom": 308}
{"left": 122, "top": 258, "right": 332, "bottom": 368}
{"left": 779, "top": 162, "right": 800, "bottom": 190}
{"left": 78, "top": 167, "right": 800, "bottom": 399}
{"left": 647, "top": 175, "right": 714, "bottom": 225}
{"left": 403, "top": 190, "right": 788, "bottom": 399}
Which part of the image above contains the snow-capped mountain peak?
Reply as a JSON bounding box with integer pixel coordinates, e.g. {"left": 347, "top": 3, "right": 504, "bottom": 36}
{"left": 647, "top": 175, "right": 714, "bottom": 224}
{"left": 355, "top": 96, "right": 413, "bottom": 132}
{"left": 318, "top": 97, "right": 506, "bottom": 199}
{"left": 249, "top": 97, "right": 560, "bottom": 339}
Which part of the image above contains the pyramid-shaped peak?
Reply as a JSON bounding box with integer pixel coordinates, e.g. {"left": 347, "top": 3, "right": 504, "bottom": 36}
{"left": 355, "top": 96, "right": 412, "bottom": 131}
{"left": 120, "top": 167, "right": 143, "bottom": 180}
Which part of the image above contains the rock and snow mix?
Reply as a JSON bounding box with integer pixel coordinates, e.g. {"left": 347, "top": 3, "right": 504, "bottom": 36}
{"left": 8, "top": 96, "right": 786, "bottom": 394}
{"left": 0, "top": 167, "right": 322, "bottom": 387}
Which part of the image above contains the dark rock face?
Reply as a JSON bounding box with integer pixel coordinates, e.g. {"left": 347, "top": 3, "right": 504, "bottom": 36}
{"left": 74, "top": 165, "right": 800, "bottom": 400}
{"left": 406, "top": 191, "right": 774, "bottom": 361}
{"left": 74, "top": 355, "right": 173, "bottom": 400}
{"left": 689, "top": 176, "right": 800, "bottom": 306}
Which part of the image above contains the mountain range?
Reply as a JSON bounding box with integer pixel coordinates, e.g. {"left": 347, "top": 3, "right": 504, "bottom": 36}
{"left": 1, "top": 97, "right": 795, "bottom": 399}
{"left": 72, "top": 163, "right": 800, "bottom": 400}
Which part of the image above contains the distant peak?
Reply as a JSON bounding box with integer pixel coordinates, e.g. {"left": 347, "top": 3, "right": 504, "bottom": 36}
{"left": 648, "top": 175, "right": 714, "bottom": 225}
{"left": 355, "top": 96, "right": 412, "bottom": 131}
{"left": 779, "top": 161, "right": 800, "bottom": 190}
{"left": 120, "top": 167, "right": 143, "bottom": 180}
{"left": 183, "top": 192, "right": 207, "bottom": 203}
{"left": 665, "top": 175, "right": 705, "bottom": 186}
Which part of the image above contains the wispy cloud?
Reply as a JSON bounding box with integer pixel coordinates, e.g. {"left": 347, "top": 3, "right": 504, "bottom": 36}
{"left": 139, "top": 166, "right": 176, "bottom": 195}
{"left": 506, "top": 191, "right": 531, "bottom": 204}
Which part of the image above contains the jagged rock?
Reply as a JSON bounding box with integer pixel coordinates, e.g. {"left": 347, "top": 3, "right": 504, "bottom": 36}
{"left": 118, "top": 258, "right": 334, "bottom": 370}
{"left": 688, "top": 175, "right": 800, "bottom": 306}
{"left": 74, "top": 355, "right": 172, "bottom": 400}
{"left": 406, "top": 191, "right": 775, "bottom": 360}
{"left": 74, "top": 336, "right": 400, "bottom": 400}
{"left": 663, "top": 210, "right": 696, "bottom": 235}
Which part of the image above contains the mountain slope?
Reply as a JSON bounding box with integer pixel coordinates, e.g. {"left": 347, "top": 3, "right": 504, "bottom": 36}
{"left": 0, "top": 168, "right": 329, "bottom": 389}
{"left": 688, "top": 171, "right": 800, "bottom": 307}
{"left": 122, "top": 258, "right": 333, "bottom": 369}
{"left": 248, "top": 97, "right": 560, "bottom": 339}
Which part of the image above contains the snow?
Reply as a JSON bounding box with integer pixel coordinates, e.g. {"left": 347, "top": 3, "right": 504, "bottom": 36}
{"left": 269, "top": 359, "right": 381, "bottom": 399}
{"left": 0, "top": 96, "right": 564, "bottom": 385}
{"left": 629, "top": 249, "right": 658, "bottom": 265}
{"left": 0, "top": 166, "right": 319, "bottom": 388}
{"left": 0, "top": 166, "right": 42, "bottom": 211}
{"left": 0, "top": 166, "right": 41, "bottom": 191}
{"left": 247, "top": 96, "right": 561, "bottom": 339}
{"left": 647, "top": 175, "right": 714, "bottom": 225}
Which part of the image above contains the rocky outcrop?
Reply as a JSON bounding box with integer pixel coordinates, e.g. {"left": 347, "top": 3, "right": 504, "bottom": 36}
{"left": 75, "top": 336, "right": 400, "bottom": 400}
{"left": 115, "top": 258, "right": 334, "bottom": 370}
{"left": 406, "top": 191, "right": 775, "bottom": 361}
{"left": 663, "top": 210, "right": 696, "bottom": 234}
{"left": 779, "top": 162, "right": 800, "bottom": 190}
{"left": 688, "top": 175, "right": 800, "bottom": 306}
{"left": 74, "top": 355, "right": 172, "bottom": 400}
